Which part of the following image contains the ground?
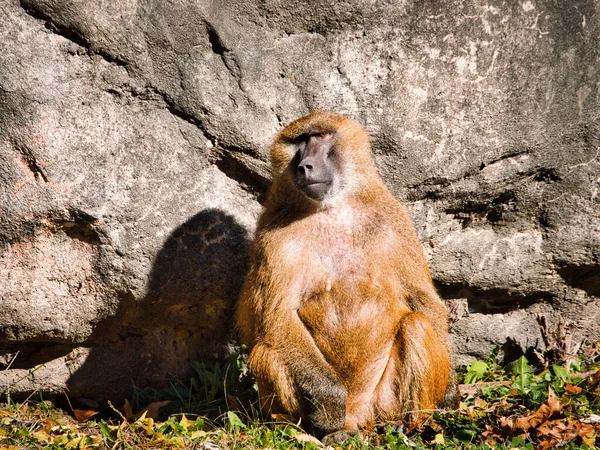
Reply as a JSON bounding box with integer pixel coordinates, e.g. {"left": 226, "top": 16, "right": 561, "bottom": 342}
{"left": 0, "top": 348, "right": 599, "bottom": 449}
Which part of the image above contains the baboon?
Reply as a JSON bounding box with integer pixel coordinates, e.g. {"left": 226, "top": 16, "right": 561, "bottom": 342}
{"left": 236, "top": 111, "right": 458, "bottom": 442}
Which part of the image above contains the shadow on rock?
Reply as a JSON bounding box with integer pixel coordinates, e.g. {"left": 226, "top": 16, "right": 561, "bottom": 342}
{"left": 66, "top": 208, "right": 251, "bottom": 403}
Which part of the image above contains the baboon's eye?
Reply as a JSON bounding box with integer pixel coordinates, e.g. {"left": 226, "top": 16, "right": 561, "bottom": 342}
{"left": 291, "top": 133, "right": 310, "bottom": 143}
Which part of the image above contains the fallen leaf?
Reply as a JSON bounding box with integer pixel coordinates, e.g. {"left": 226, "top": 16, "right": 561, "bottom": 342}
{"left": 124, "top": 399, "right": 170, "bottom": 421}
{"left": 179, "top": 414, "right": 193, "bottom": 430}
{"left": 459, "top": 380, "right": 510, "bottom": 396}
{"left": 534, "top": 417, "right": 596, "bottom": 448}
{"left": 65, "top": 436, "right": 85, "bottom": 448}
{"left": 226, "top": 394, "right": 240, "bottom": 410}
{"left": 564, "top": 383, "right": 582, "bottom": 394}
{"left": 138, "top": 416, "right": 155, "bottom": 435}
{"left": 124, "top": 399, "right": 134, "bottom": 420}
{"left": 546, "top": 386, "right": 561, "bottom": 413}
{"left": 294, "top": 433, "right": 323, "bottom": 446}
{"left": 581, "top": 427, "right": 596, "bottom": 446}
{"left": 136, "top": 400, "right": 170, "bottom": 420}
{"left": 88, "top": 434, "right": 103, "bottom": 445}
{"left": 577, "top": 422, "right": 595, "bottom": 445}
{"left": 580, "top": 414, "right": 600, "bottom": 424}
{"left": 196, "top": 441, "right": 221, "bottom": 450}
{"left": 502, "top": 386, "right": 562, "bottom": 432}
{"left": 73, "top": 409, "right": 98, "bottom": 423}
{"left": 190, "top": 430, "right": 208, "bottom": 439}
{"left": 432, "top": 433, "right": 445, "bottom": 445}
{"left": 587, "top": 369, "right": 600, "bottom": 388}
{"left": 536, "top": 439, "right": 556, "bottom": 450}
{"left": 271, "top": 413, "right": 295, "bottom": 423}
{"left": 32, "top": 429, "right": 52, "bottom": 443}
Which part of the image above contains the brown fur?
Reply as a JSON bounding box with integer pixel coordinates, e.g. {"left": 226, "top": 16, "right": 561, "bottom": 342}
{"left": 236, "top": 111, "right": 458, "bottom": 438}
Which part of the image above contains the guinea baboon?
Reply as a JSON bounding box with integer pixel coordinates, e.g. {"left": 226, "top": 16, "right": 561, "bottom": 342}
{"left": 236, "top": 111, "right": 458, "bottom": 442}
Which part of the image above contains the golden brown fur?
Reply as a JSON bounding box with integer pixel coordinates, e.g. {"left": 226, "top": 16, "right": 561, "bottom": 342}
{"left": 236, "top": 111, "right": 458, "bottom": 439}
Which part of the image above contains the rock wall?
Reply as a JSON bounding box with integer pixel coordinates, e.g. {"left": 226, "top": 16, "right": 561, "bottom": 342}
{"left": 1, "top": 0, "right": 598, "bottom": 399}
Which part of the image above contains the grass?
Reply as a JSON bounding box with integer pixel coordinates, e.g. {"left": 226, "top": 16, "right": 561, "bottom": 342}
{"left": 1, "top": 346, "right": 599, "bottom": 449}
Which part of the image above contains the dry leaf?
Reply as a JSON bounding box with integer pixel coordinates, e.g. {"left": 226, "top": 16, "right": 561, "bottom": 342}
{"left": 587, "top": 369, "right": 600, "bottom": 388}
{"left": 534, "top": 417, "right": 595, "bottom": 447}
{"left": 502, "top": 386, "right": 562, "bottom": 432}
{"left": 459, "top": 380, "right": 510, "bottom": 396}
{"left": 226, "top": 394, "right": 240, "bottom": 410}
{"left": 580, "top": 424, "right": 596, "bottom": 446}
{"left": 32, "top": 429, "right": 52, "bottom": 443}
{"left": 432, "top": 433, "right": 445, "bottom": 445}
{"left": 564, "top": 383, "right": 582, "bottom": 394}
{"left": 123, "top": 399, "right": 170, "bottom": 421}
{"left": 65, "top": 436, "right": 85, "bottom": 448}
{"left": 546, "top": 386, "right": 561, "bottom": 413}
{"left": 536, "top": 439, "right": 556, "bottom": 450}
{"left": 124, "top": 399, "right": 134, "bottom": 420}
{"left": 135, "top": 400, "right": 170, "bottom": 420}
{"left": 294, "top": 433, "right": 323, "bottom": 446}
{"left": 271, "top": 413, "right": 295, "bottom": 423}
{"left": 473, "top": 398, "right": 488, "bottom": 409}
{"left": 73, "top": 409, "right": 98, "bottom": 423}
{"left": 580, "top": 414, "right": 600, "bottom": 424}
{"left": 138, "top": 416, "right": 155, "bottom": 435}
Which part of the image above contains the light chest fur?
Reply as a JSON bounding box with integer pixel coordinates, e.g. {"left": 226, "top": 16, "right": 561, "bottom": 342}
{"left": 271, "top": 201, "right": 404, "bottom": 344}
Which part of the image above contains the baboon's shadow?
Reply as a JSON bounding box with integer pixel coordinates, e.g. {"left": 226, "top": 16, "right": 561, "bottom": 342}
{"left": 66, "top": 208, "right": 251, "bottom": 402}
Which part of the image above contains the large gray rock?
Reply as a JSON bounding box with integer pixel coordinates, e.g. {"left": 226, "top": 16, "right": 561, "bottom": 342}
{"left": 1, "top": 0, "right": 598, "bottom": 398}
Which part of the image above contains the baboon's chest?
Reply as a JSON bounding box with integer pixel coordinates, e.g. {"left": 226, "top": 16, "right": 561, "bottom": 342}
{"left": 306, "top": 204, "right": 382, "bottom": 277}
{"left": 278, "top": 203, "right": 399, "bottom": 307}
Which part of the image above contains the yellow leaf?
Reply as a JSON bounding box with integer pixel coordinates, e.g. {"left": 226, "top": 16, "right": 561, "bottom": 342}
{"left": 136, "top": 400, "right": 170, "bottom": 420}
{"left": 432, "top": 433, "right": 445, "bottom": 445}
{"left": 138, "top": 417, "right": 154, "bottom": 435}
{"left": 271, "top": 413, "right": 294, "bottom": 423}
{"left": 65, "top": 436, "right": 85, "bottom": 448}
{"left": 32, "top": 429, "right": 52, "bottom": 443}
{"left": 166, "top": 436, "right": 186, "bottom": 448}
{"left": 473, "top": 398, "right": 488, "bottom": 409}
{"left": 582, "top": 430, "right": 596, "bottom": 446}
{"left": 56, "top": 416, "right": 74, "bottom": 427}
{"left": 53, "top": 434, "right": 69, "bottom": 445}
{"left": 88, "top": 434, "right": 103, "bottom": 445}
{"left": 179, "top": 414, "right": 193, "bottom": 430}
{"left": 191, "top": 430, "right": 207, "bottom": 439}
{"left": 151, "top": 431, "right": 166, "bottom": 441}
